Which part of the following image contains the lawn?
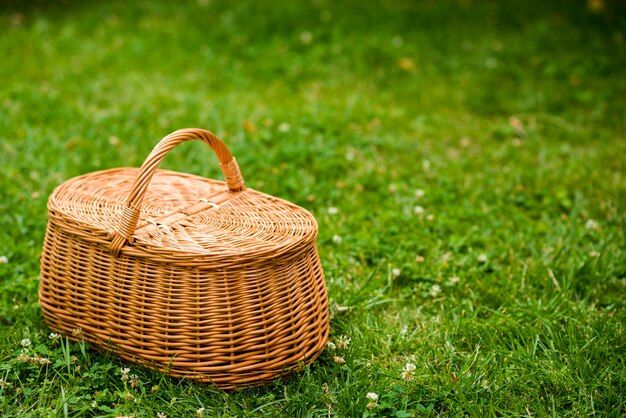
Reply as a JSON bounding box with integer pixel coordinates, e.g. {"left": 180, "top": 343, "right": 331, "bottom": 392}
{"left": 0, "top": 0, "right": 625, "bottom": 416}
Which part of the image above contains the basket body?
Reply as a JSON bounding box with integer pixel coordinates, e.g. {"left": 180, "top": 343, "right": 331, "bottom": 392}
{"left": 38, "top": 129, "right": 328, "bottom": 389}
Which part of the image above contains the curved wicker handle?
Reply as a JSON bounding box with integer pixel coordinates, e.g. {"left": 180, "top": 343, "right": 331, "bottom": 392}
{"left": 109, "top": 128, "right": 245, "bottom": 256}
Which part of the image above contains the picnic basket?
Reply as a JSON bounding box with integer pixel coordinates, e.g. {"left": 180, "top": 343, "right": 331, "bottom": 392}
{"left": 39, "top": 128, "right": 329, "bottom": 389}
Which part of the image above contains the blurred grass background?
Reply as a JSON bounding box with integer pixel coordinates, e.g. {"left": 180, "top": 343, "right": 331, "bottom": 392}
{"left": 0, "top": 0, "right": 624, "bottom": 416}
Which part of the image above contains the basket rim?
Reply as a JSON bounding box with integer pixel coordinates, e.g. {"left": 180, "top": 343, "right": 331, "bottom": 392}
{"left": 47, "top": 167, "right": 319, "bottom": 266}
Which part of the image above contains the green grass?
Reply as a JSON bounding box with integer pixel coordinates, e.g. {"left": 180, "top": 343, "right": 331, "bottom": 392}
{"left": 1, "top": 0, "right": 625, "bottom": 416}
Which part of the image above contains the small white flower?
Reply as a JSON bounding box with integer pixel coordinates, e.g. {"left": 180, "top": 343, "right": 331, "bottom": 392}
{"left": 326, "top": 341, "right": 336, "bottom": 350}
{"left": 413, "top": 205, "right": 425, "bottom": 215}
{"left": 336, "top": 335, "right": 351, "bottom": 350}
{"left": 157, "top": 413, "right": 167, "bottom": 418}
{"left": 430, "top": 284, "right": 441, "bottom": 297}
{"left": 392, "top": 268, "right": 401, "bottom": 278}
{"left": 332, "top": 235, "right": 342, "bottom": 244}
{"left": 278, "top": 122, "right": 291, "bottom": 132}
{"left": 402, "top": 362, "right": 416, "bottom": 381}
{"left": 20, "top": 338, "right": 31, "bottom": 348}
{"left": 49, "top": 332, "right": 60, "bottom": 340}
{"left": 129, "top": 374, "right": 139, "bottom": 388}
{"left": 387, "top": 183, "right": 398, "bottom": 193}
{"left": 300, "top": 31, "right": 313, "bottom": 44}
{"left": 91, "top": 400, "right": 97, "bottom": 408}
{"left": 196, "top": 408, "right": 206, "bottom": 417}
{"left": 327, "top": 206, "right": 339, "bottom": 215}
{"left": 589, "top": 250, "right": 600, "bottom": 258}
{"left": 426, "top": 213, "right": 435, "bottom": 221}
{"left": 477, "top": 254, "right": 488, "bottom": 263}
{"left": 415, "top": 255, "right": 425, "bottom": 263}
{"left": 366, "top": 392, "right": 379, "bottom": 402}
{"left": 108, "top": 136, "right": 121, "bottom": 147}
{"left": 448, "top": 277, "right": 460, "bottom": 284}
{"left": 333, "top": 355, "right": 346, "bottom": 364}
{"left": 585, "top": 219, "right": 599, "bottom": 230}
{"left": 414, "top": 189, "right": 425, "bottom": 198}
{"left": 120, "top": 367, "right": 130, "bottom": 381}
{"left": 0, "top": 255, "right": 8, "bottom": 264}
{"left": 38, "top": 357, "right": 52, "bottom": 366}
{"left": 16, "top": 352, "right": 30, "bottom": 362}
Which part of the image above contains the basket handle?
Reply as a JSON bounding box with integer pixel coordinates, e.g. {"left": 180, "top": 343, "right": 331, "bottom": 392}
{"left": 108, "top": 128, "right": 245, "bottom": 256}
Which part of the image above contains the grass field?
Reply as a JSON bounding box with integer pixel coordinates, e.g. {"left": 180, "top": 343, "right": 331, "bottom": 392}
{"left": 1, "top": 0, "right": 625, "bottom": 416}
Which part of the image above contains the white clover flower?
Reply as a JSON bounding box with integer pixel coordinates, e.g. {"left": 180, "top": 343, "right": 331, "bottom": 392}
{"left": 366, "top": 392, "right": 379, "bottom": 402}
{"left": 415, "top": 255, "right": 425, "bottom": 263}
{"left": 326, "top": 341, "right": 336, "bottom": 350}
{"left": 278, "top": 122, "right": 291, "bottom": 132}
{"left": 477, "top": 254, "right": 488, "bottom": 263}
{"left": 16, "top": 352, "right": 30, "bottom": 362}
{"left": 402, "top": 362, "right": 416, "bottom": 381}
{"left": 392, "top": 268, "right": 401, "bottom": 278}
{"left": 196, "top": 407, "right": 206, "bottom": 417}
{"left": 120, "top": 367, "right": 130, "bottom": 381}
{"left": 332, "top": 235, "right": 342, "bottom": 244}
{"left": 129, "top": 374, "right": 139, "bottom": 388}
{"left": 589, "top": 250, "right": 600, "bottom": 258}
{"left": 414, "top": 189, "right": 425, "bottom": 198}
{"left": 91, "top": 400, "right": 97, "bottom": 408}
{"left": 157, "top": 413, "right": 167, "bottom": 418}
{"left": 430, "top": 284, "right": 442, "bottom": 297}
{"left": 20, "top": 338, "right": 31, "bottom": 348}
{"left": 448, "top": 277, "right": 460, "bottom": 284}
{"left": 585, "top": 219, "right": 599, "bottom": 230}
{"left": 49, "top": 332, "right": 60, "bottom": 340}
{"left": 0, "top": 255, "right": 8, "bottom": 264}
{"left": 426, "top": 214, "right": 435, "bottom": 221}
{"left": 333, "top": 355, "right": 346, "bottom": 364}
{"left": 336, "top": 335, "right": 351, "bottom": 350}
{"left": 413, "top": 205, "right": 425, "bottom": 215}
{"left": 327, "top": 206, "right": 339, "bottom": 215}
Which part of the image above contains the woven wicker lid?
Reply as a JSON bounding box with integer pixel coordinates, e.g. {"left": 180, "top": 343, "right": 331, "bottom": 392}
{"left": 47, "top": 129, "right": 318, "bottom": 264}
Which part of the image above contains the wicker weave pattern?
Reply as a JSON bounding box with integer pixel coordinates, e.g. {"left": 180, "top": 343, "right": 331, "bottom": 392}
{"left": 39, "top": 128, "right": 329, "bottom": 389}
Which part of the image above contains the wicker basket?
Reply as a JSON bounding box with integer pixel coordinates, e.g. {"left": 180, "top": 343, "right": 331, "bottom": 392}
{"left": 39, "top": 128, "right": 328, "bottom": 389}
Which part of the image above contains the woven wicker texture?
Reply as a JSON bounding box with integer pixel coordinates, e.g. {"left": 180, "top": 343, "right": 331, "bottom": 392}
{"left": 39, "top": 128, "right": 329, "bottom": 389}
